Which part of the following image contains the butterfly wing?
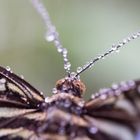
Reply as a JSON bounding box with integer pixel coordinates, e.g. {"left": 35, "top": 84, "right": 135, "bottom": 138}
{"left": 84, "top": 80, "right": 140, "bottom": 140}
{"left": 0, "top": 66, "right": 46, "bottom": 139}
{"left": 0, "top": 66, "right": 45, "bottom": 108}
{"left": 0, "top": 108, "right": 47, "bottom": 140}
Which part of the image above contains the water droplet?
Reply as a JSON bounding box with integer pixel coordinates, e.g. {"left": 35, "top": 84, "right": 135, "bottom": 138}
{"left": 111, "top": 44, "right": 117, "bottom": 51}
{"left": 123, "top": 39, "right": 127, "bottom": 44}
{"left": 102, "top": 54, "right": 105, "bottom": 58}
{"left": 88, "top": 60, "right": 94, "bottom": 68}
{"left": 57, "top": 47, "right": 63, "bottom": 53}
{"left": 67, "top": 62, "right": 71, "bottom": 67}
{"left": 64, "top": 65, "right": 67, "bottom": 70}
{"left": 127, "top": 80, "right": 135, "bottom": 88}
{"left": 101, "top": 56, "right": 105, "bottom": 59}
{"left": 126, "top": 37, "right": 131, "bottom": 42}
{"left": 64, "top": 58, "right": 68, "bottom": 62}
{"left": 118, "top": 42, "right": 123, "bottom": 47}
{"left": 112, "top": 83, "right": 119, "bottom": 90}
{"left": 54, "top": 40, "right": 59, "bottom": 46}
{"left": 76, "top": 67, "right": 82, "bottom": 73}
{"left": 89, "top": 60, "right": 93, "bottom": 64}
{"left": 116, "top": 49, "right": 120, "bottom": 53}
{"left": 99, "top": 88, "right": 108, "bottom": 94}
{"left": 45, "top": 97, "right": 50, "bottom": 103}
{"left": 63, "top": 54, "right": 67, "bottom": 58}
{"left": 70, "top": 72, "right": 76, "bottom": 79}
{"left": 78, "top": 101, "right": 85, "bottom": 107}
{"left": 95, "top": 92, "right": 99, "bottom": 97}
{"left": 91, "top": 94, "right": 95, "bottom": 99}
{"left": 52, "top": 88, "right": 57, "bottom": 94}
{"left": 132, "top": 34, "right": 137, "bottom": 39}
{"left": 64, "top": 62, "right": 71, "bottom": 70}
{"left": 97, "top": 54, "right": 102, "bottom": 59}
{"left": 83, "top": 61, "right": 90, "bottom": 69}
{"left": 100, "top": 94, "right": 107, "bottom": 100}
{"left": 45, "top": 32, "right": 55, "bottom": 42}
{"left": 137, "top": 32, "right": 140, "bottom": 36}
{"left": 62, "top": 48, "right": 67, "bottom": 55}
{"left": 20, "top": 75, "right": 24, "bottom": 79}
{"left": 89, "top": 127, "right": 98, "bottom": 134}
{"left": 108, "top": 89, "right": 114, "bottom": 95}
{"left": 0, "top": 78, "right": 6, "bottom": 84}
{"left": 82, "top": 64, "right": 87, "bottom": 69}
{"left": 114, "top": 89, "right": 121, "bottom": 96}
{"left": 62, "top": 85, "right": 67, "bottom": 91}
{"left": 6, "top": 66, "right": 11, "bottom": 71}
{"left": 120, "top": 81, "right": 129, "bottom": 91}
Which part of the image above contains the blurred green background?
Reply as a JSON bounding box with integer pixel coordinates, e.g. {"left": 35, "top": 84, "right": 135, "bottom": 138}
{"left": 0, "top": 0, "right": 140, "bottom": 99}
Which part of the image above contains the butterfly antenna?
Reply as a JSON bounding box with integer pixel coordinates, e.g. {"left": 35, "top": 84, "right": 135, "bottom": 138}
{"left": 75, "top": 31, "right": 140, "bottom": 77}
{"left": 31, "top": 0, "right": 71, "bottom": 75}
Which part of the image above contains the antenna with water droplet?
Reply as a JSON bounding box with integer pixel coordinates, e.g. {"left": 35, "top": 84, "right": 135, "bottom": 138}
{"left": 75, "top": 31, "right": 140, "bottom": 77}
{"left": 31, "top": 0, "right": 71, "bottom": 75}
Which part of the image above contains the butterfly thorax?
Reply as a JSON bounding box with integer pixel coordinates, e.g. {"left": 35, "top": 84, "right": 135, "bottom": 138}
{"left": 39, "top": 93, "right": 87, "bottom": 136}
{"left": 44, "top": 92, "right": 85, "bottom": 115}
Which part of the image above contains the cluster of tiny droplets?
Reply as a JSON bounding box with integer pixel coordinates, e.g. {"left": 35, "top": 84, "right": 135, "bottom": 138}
{"left": 91, "top": 80, "right": 135, "bottom": 100}
{"left": 31, "top": 0, "right": 71, "bottom": 74}
{"left": 75, "top": 31, "right": 140, "bottom": 76}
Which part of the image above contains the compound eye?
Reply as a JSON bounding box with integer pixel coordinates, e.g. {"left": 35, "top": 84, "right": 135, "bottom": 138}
{"left": 55, "top": 78, "right": 86, "bottom": 97}
{"left": 73, "top": 80, "right": 86, "bottom": 96}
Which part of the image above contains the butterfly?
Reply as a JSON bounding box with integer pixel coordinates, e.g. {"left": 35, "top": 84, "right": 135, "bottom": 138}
{"left": 0, "top": 0, "right": 139, "bottom": 139}
{"left": 0, "top": 65, "right": 139, "bottom": 140}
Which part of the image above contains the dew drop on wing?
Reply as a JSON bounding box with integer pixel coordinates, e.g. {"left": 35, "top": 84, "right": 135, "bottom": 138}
{"left": 0, "top": 78, "right": 6, "bottom": 84}
{"left": 6, "top": 66, "right": 11, "bottom": 71}
{"left": 20, "top": 75, "right": 24, "bottom": 79}
{"left": 89, "top": 127, "right": 98, "bottom": 134}
{"left": 52, "top": 88, "right": 58, "bottom": 94}
{"left": 112, "top": 83, "right": 119, "bottom": 90}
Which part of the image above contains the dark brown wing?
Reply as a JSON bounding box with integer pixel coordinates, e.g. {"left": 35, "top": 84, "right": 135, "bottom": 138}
{"left": 0, "top": 66, "right": 45, "bottom": 108}
{"left": 0, "top": 66, "right": 46, "bottom": 139}
{"left": 84, "top": 80, "right": 140, "bottom": 140}
{"left": 0, "top": 107, "right": 47, "bottom": 140}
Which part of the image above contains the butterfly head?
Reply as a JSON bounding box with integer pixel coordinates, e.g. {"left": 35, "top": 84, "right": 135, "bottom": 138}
{"left": 54, "top": 73, "right": 86, "bottom": 97}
